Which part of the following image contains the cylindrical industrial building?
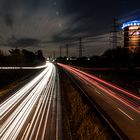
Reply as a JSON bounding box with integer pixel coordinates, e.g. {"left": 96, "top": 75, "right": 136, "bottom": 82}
{"left": 122, "top": 20, "right": 140, "bottom": 52}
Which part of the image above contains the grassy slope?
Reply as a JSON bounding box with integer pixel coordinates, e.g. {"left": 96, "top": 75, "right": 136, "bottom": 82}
{"left": 0, "top": 69, "right": 42, "bottom": 98}
{"left": 60, "top": 70, "right": 112, "bottom": 140}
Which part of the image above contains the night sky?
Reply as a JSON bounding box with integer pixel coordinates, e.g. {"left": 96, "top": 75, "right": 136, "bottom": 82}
{"left": 0, "top": 0, "right": 140, "bottom": 57}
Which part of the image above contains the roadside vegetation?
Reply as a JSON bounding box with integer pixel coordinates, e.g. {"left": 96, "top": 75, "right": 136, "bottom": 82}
{"left": 0, "top": 48, "right": 45, "bottom": 66}
{"left": 0, "top": 69, "right": 43, "bottom": 101}
{"left": 56, "top": 47, "right": 140, "bottom": 68}
{"left": 60, "top": 70, "right": 112, "bottom": 140}
{"left": 57, "top": 47, "right": 140, "bottom": 95}
{"left": 0, "top": 48, "right": 46, "bottom": 100}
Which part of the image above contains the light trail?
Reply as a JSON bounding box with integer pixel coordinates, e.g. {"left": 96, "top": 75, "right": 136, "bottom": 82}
{"left": 0, "top": 61, "right": 48, "bottom": 70}
{"left": 58, "top": 63, "right": 140, "bottom": 140}
{"left": 71, "top": 65, "right": 140, "bottom": 100}
{"left": 58, "top": 63, "right": 140, "bottom": 113}
{"left": 0, "top": 62, "right": 58, "bottom": 140}
{"left": 0, "top": 65, "right": 50, "bottom": 119}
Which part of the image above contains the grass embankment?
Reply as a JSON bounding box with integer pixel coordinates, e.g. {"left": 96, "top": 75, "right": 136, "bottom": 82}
{"left": 60, "top": 70, "right": 112, "bottom": 140}
{"left": 0, "top": 69, "right": 42, "bottom": 99}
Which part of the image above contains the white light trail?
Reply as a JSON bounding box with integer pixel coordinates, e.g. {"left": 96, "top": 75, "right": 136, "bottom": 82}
{"left": 0, "top": 62, "right": 56, "bottom": 140}
{"left": 0, "top": 61, "right": 48, "bottom": 70}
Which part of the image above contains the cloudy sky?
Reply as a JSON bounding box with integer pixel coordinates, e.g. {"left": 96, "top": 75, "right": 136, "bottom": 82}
{"left": 0, "top": 0, "right": 140, "bottom": 57}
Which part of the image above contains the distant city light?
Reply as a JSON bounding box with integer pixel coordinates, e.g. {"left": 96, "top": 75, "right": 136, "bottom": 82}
{"left": 122, "top": 20, "right": 140, "bottom": 29}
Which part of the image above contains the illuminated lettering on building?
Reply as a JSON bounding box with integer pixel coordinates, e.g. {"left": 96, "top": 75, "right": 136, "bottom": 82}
{"left": 122, "top": 20, "right": 140, "bottom": 52}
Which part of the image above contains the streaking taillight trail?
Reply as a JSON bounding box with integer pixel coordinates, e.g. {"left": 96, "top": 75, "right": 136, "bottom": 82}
{"left": 58, "top": 63, "right": 140, "bottom": 114}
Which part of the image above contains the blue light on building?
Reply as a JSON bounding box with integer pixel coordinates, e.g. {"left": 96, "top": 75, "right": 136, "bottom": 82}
{"left": 122, "top": 20, "right": 140, "bottom": 29}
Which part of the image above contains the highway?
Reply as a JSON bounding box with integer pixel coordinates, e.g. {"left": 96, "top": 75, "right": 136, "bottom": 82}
{"left": 0, "top": 63, "right": 61, "bottom": 140}
{"left": 58, "top": 63, "right": 140, "bottom": 140}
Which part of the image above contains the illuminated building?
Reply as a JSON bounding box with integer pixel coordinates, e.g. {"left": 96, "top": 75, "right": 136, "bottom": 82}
{"left": 122, "top": 20, "right": 140, "bottom": 52}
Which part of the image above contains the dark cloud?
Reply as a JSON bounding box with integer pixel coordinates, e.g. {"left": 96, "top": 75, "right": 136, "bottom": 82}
{"left": 119, "top": 9, "right": 140, "bottom": 22}
{"left": 62, "top": 0, "right": 140, "bottom": 17}
{"left": 14, "top": 38, "right": 41, "bottom": 47}
{"left": 1, "top": 0, "right": 40, "bottom": 11}
{"left": 61, "top": 0, "right": 140, "bottom": 33}
{"left": 0, "top": 0, "right": 140, "bottom": 56}
{"left": 4, "top": 14, "right": 13, "bottom": 28}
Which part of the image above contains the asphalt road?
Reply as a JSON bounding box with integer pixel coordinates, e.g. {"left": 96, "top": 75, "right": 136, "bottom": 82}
{"left": 0, "top": 63, "right": 61, "bottom": 140}
{"left": 58, "top": 63, "right": 140, "bottom": 140}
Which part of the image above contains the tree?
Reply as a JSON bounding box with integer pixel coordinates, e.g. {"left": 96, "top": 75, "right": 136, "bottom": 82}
{"left": 9, "top": 49, "right": 21, "bottom": 56}
{"left": 36, "top": 50, "right": 45, "bottom": 61}
{"left": 0, "top": 49, "right": 4, "bottom": 56}
{"left": 102, "top": 47, "right": 131, "bottom": 67}
{"left": 132, "top": 47, "right": 140, "bottom": 66}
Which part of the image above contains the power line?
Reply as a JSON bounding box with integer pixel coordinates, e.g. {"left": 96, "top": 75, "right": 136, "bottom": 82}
{"left": 110, "top": 18, "right": 121, "bottom": 48}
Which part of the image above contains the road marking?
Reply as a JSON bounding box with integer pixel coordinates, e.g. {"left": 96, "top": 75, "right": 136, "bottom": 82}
{"left": 95, "top": 89, "right": 102, "bottom": 95}
{"left": 118, "top": 108, "right": 134, "bottom": 121}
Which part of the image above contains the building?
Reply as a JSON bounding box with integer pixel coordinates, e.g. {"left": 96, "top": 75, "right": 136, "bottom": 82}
{"left": 122, "top": 20, "right": 140, "bottom": 52}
